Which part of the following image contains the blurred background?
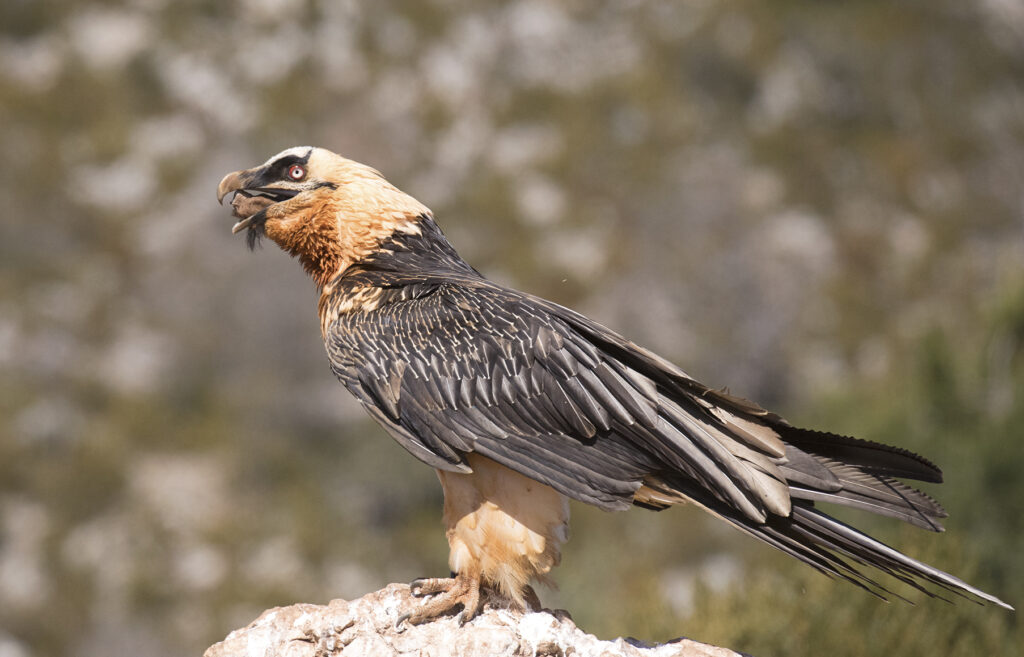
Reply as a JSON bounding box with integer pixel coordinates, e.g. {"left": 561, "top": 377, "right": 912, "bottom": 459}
{"left": 1, "top": 1, "right": 1022, "bottom": 656}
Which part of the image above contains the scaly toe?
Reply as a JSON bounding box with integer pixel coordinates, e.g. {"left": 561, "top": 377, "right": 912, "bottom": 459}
{"left": 409, "top": 576, "right": 456, "bottom": 597}
{"left": 456, "top": 584, "right": 481, "bottom": 625}
{"left": 401, "top": 572, "right": 482, "bottom": 626}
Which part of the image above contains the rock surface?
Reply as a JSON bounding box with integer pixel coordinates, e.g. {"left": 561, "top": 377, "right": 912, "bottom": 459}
{"left": 204, "top": 584, "right": 746, "bottom": 657}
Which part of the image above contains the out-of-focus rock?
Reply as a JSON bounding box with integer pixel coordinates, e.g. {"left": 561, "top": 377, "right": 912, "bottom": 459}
{"left": 203, "top": 583, "right": 746, "bottom": 657}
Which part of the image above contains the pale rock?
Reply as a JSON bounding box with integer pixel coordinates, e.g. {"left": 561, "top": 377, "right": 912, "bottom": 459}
{"left": 204, "top": 583, "right": 747, "bottom": 657}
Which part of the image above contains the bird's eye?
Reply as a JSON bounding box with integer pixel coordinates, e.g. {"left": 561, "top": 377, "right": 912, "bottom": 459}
{"left": 287, "top": 164, "right": 306, "bottom": 181}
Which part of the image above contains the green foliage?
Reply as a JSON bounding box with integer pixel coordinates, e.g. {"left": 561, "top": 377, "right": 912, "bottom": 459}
{"left": 687, "top": 547, "right": 1020, "bottom": 657}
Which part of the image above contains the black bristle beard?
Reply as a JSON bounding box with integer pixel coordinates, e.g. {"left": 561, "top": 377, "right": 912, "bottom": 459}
{"left": 246, "top": 226, "right": 264, "bottom": 250}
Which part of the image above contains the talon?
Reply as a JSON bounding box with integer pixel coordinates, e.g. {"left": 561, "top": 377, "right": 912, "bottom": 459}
{"left": 523, "top": 584, "right": 542, "bottom": 612}
{"left": 459, "top": 581, "right": 481, "bottom": 622}
{"left": 407, "top": 576, "right": 455, "bottom": 598}
{"left": 399, "top": 572, "right": 483, "bottom": 626}
{"left": 395, "top": 612, "right": 412, "bottom": 631}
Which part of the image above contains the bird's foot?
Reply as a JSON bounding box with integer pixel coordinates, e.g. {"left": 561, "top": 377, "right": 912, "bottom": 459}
{"left": 396, "top": 572, "right": 482, "bottom": 629}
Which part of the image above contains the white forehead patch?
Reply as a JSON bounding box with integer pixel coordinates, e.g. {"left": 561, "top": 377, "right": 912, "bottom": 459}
{"left": 262, "top": 146, "right": 316, "bottom": 166}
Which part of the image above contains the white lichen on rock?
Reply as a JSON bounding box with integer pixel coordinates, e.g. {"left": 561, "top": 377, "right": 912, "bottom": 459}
{"left": 204, "top": 583, "right": 746, "bottom": 657}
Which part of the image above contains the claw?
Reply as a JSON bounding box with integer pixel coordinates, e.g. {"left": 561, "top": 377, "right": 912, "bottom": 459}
{"left": 523, "top": 584, "right": 542, "bottom": 612}
{"left": 399, "top": 572, "right": 483, "bottom": 626}
{"left": 395, "top": 612, "right": 412, "bottom": 632}
{"left": 408, "top": 577, "right": 456, "bottom": 598}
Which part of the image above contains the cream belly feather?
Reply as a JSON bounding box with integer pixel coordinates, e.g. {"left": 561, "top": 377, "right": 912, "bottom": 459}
{"left": 436, "top": 453, "right": 570, "bottom": 607}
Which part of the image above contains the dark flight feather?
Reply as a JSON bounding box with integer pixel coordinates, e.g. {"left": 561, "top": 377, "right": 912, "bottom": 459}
{"left": 320, "top": 216, "right": 1012, "bottom": 610}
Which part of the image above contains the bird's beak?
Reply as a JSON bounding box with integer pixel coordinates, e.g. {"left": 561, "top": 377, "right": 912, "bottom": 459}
{"left": 230, "top": 215, "right": 255, "bottom": 234}
{"left": 217, "top": 170, "right": 259, "bottom": 234}
{"left": 218, "top": 166, "right": 304, "bottom": 235}
{"left": 217, "top": 170, "right": 245, "bottom": 205}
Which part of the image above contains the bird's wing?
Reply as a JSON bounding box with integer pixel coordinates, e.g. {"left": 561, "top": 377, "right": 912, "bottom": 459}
{"left": 531, "top": 292, "right": 951, "bottom": 527}
{"left": 526, "top": 293, "right": 1016, "bottom": 608}
{"left": 326, "top": 277, "right": 1013, "bottom": 609}
{"left": 327, "top": 279, "right": 793, "bottom": 521}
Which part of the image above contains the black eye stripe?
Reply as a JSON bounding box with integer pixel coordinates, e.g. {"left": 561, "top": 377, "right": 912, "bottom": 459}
{"left": 268, "top": 150, "right": 312, "bottom": 176}
{"left": 274, "top": 158, "right": 302, "bottom": 175}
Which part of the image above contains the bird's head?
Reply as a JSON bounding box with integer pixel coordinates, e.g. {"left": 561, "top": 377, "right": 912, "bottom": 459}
{"left": 217, "top": 146, "right": 430, "bottom": 288}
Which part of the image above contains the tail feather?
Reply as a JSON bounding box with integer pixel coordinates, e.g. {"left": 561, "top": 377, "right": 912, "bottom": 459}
{"left": 788, "top": 484, "right": 944, "bottom": 531}
{"left": 788, "top": 460, "right": 947, "bottom": 531}
{"left": 649, "top": 474, "right": 1014, "bottom": 610}
{"left": 778, "top": 429, "right": 949, "bottom": 531}
{"left": 630, "top": 381, "right": 1012, "bottom": 608}
{"left": 825, "top": 463, "right": 946, "bottom": 518}
{"left": 788, "top": 505, "right": 1012, "bottom": 609}
{"left": 781, "top": 427, "right": 943, "bottom": 483}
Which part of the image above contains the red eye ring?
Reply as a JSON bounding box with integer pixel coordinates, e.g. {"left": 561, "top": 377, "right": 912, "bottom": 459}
{"left": 287, "top": 164, "right": 305, "bottom": 181}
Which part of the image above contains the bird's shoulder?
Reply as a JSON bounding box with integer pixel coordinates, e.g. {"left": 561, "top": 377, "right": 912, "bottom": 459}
{"left": 323, "top": 273, "right": 571, "bottom": 363}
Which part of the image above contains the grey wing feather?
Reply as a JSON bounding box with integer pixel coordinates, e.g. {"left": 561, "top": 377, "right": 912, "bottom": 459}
{"left": 325, "top": 276, "right": 1011, "bottom": 609}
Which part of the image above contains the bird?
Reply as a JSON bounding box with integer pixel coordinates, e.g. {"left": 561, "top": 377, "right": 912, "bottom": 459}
{"left": 217, "top": 146, "right": 1012, "bottom": 626}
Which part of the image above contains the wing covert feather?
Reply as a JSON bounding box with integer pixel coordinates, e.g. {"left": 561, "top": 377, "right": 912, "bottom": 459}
{"left": 327, "top": 282, "right": 792, "bottom": 518}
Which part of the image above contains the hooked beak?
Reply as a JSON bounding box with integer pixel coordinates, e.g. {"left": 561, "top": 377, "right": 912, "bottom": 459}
{"left": 217, "top": 170, "right": 256, "bottom": 233}
{"left": 217, "top": 170, "right": 245, "bottom": 205}
{"left": 217, "top": 169, "right": 301, "bottom": 234}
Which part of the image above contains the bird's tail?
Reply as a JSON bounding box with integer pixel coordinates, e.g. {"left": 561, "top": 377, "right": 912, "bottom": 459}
{"left": 765, "top": 502, "right": 1012, "bottom": 610}
{"left": 617, "top": 365, "right": 1012, "bottom": 609}
{"left": 777, "top": 428, "right": 949, "bottom": 532}
{"left": 650, "top": 471, "right": 1013, "bottom": 611}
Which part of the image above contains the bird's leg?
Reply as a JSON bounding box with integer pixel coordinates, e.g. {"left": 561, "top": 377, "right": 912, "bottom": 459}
{"left": 397, "top": 571, "right": 482, "bottom": 628}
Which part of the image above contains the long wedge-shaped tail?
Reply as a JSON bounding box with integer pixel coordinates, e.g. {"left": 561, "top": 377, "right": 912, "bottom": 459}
{"left": 785, "top": 504, "right": 1010, "bottom": 608}
{"left": 661, "top": 476, "right": 1011, "bottom": 608}
{"left": 651, "top": 435, "right": 1013, "bottom": 610}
